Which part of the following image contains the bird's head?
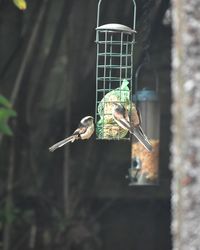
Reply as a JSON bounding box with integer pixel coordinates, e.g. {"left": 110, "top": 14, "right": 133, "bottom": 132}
{"left": 81, "top": 116, "right": 94, "bottom": 126}
{"left": 112, "top": 102, "right": 125, "bottom": 111}
{"left": 112, "top": 102, "right": 121, "bottom": 108}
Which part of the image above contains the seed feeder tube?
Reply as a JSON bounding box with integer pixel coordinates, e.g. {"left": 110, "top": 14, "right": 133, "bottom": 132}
{"left": 129, "top": 63, "right": 160, "bottom": 185}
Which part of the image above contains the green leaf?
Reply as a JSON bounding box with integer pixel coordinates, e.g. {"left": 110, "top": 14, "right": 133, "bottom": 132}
{"left": 0, "top": 95, "right": 12, "bottom": 108}
{"left": 0, "top": 108, "right": 17, "bottom": 120}
{"left": 0, "top": 108, "right": 17, "bottom": 136}
{"left": 0, "top": 124, "right": 13, "bottom": 136}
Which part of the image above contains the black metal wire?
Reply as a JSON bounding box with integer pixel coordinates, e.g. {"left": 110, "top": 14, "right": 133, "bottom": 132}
{"left": 140, "top": 0, "right": 154, "bottom": 62}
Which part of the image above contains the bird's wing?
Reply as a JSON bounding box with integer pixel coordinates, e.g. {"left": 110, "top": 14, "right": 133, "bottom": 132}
{"left": 130, "top": 104, "right": 140, "bottom": 127}
{"left": 115, "top": 117, "right": 131, "bottom": 131}
{"left": 113, "top": 109, "right": 131, "bottom": 131}
{"left": 131, "top": 104, "right": 150, "bottom": 144}
{"left": 125, "top": 108, "right": 130, "bottom": 122}
{"left": 119, "top": 119, "right": 131, "bottom": 130}
{"left": 73, "top": 125, "right": 87, "bottom": 136}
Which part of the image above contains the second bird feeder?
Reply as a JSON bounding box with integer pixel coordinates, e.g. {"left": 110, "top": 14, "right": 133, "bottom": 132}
{"left": 95, "top": 0, "right": 136, "bottom": 140}
{"left": 129, "top": 63, "right": 160, "bottom": 185}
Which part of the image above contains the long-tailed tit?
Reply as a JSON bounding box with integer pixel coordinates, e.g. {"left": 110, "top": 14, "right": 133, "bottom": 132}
{"left": 112, "top": 102, "right": 131, "bottom": 131}
{"left": 112, "top": 103, "right": 152, "bottom": 152}
{"left": 49, "top": 116, "right": 94, "bottom": 152}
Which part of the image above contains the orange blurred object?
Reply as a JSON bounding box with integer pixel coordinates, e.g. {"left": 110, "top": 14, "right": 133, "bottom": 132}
{"left": 132, "top": 139, "right": 159, "bottom": 182}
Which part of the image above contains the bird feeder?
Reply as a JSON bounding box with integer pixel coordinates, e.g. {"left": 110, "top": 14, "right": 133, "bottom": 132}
{"left": 95, "top": 0, "right": 136, "bottom": 140}
{"left": 129, "top": 63, "right": 160, "bottom": 185}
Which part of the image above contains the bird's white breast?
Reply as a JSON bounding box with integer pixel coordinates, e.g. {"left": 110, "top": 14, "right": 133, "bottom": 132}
{"left": 80, "top": 124, "right": 94, "bottom": 140}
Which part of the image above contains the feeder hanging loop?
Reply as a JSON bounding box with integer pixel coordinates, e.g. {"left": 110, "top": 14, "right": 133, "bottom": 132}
{"left": 96, "top": 0, "right": 136, "bottom": 30}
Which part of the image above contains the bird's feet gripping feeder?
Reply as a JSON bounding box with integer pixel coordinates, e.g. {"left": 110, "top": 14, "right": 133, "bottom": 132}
{"left": 95, "top": 0, "right": 136, "bottom": 140}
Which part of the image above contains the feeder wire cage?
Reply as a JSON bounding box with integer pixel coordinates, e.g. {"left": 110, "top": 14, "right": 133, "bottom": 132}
{"left": 95, "top": 0, "right": 137, "bottom": 140}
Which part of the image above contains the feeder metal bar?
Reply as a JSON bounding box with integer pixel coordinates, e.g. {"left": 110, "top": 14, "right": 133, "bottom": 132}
{"left": 109, "top": 34, "right": 113, "bottom": 90}
{"left": 96, "top": 0, "right": 136, "bottom": 30}
{"left": 97, "top": 41, "right": 134, "bottom": 45}
{"left": 97, "top": 77, "right": 132, "bottom": 81}
{"left": 97, "top": 65, "right": 133, "bottom": 69}
{"left": 98, "top": 53, "right": 132, "bottom": 57}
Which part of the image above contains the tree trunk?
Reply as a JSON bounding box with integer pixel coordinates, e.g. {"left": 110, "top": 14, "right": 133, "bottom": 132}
{"left": 171, "top": 0, "right": 200, "bottom": 249}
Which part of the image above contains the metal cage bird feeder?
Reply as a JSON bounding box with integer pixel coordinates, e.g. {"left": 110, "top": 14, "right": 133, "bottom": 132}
{"left": 95, "top": 0, "right": 136, "bottom": 140}
{"left": 129, "top": 63, "right": 160, "bottom": 185}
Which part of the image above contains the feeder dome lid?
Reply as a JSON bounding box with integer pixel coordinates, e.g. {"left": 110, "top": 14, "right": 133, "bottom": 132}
{"left": 133, "top": 88, "right": 159, "bottom": 102}
{"left": 96, "top": 23, "right": 136, "bottom": 34}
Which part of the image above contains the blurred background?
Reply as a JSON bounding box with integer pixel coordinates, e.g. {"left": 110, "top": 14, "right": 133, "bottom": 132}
{"left": 0, "top": 0, "right": 171, "bottom": 249}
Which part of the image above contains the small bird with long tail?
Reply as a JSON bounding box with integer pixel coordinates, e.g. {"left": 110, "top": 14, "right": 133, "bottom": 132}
{"left": 49, "top": 116, "right": 94, "bottom": 152}
{"left": 112, "top": 103, "right": 152, "bottom": 152}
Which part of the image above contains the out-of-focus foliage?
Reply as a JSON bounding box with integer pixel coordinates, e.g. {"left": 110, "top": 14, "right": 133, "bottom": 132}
{"left": 0, "top": 95, "right": 17, "bottom": 135}
{"left": 13, "top": 0, "right": 27, "bottom": 10}
{"left": 0, "top": 206, "right": 20, "bottom": 225}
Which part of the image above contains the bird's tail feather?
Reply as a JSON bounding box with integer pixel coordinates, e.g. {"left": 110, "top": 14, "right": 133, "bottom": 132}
{"left": 138, "top": 126, "right": 150, "bottom": 143}
{"left": 49, "top": 135, "right": 77, "bottom": 152}
{"left": 132, "top": 128, "right": 153, "bottom": 152}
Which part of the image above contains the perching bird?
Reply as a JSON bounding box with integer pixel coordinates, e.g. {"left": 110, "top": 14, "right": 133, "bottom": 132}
{"left": 49, "top": 116, "right": 94, "bottom": 152}
{"left": 112, "top": 103, "right": 152, "bottom": 152}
